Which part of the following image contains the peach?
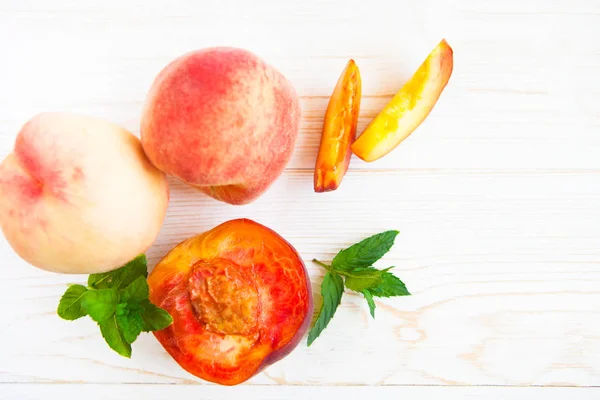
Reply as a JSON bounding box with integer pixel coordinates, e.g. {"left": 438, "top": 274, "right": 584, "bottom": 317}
{"left": 352, "top": 39, "right": 453, "bottom": 162}
{"left": 314, "top": 59, "right": 362, "bottom": 192}
{"left": 0, "top": 113, "right": 169, "bottom": 274}
{"left": 141, "top": 47, "right": 301, "bottom": 205}
{"left": 148, "top": 219, "right": 313, "bottom": 385}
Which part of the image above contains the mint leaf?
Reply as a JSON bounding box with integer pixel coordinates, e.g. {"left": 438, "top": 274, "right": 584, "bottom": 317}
{"left": 88, "top": 254, "right": 148, "bottom": 290}
{"left": 56, "top": 254, "right": 174, "bottom": 358}
{"left": 122, "top": 276, "right": 149, "bottom": 303}
{"left": 369, "top": 272, "right": 410, "bottom": 297}
{"left": 81, "top": 288, "right": 118, "bottom": 323}
{"left": 57, "top": 284, "right": 88, "bottom": 320}
{"left": 332, "top": 230, "right": 399, "bottom": 271}
{"left": 116, "top": 304, "right": 144, "bottom": 344}
{"left": 139, "top": 299, "right": 173, "bottom": 332}
{"left": 307, "top": 272, "right": 344, "bottom": 346}
{"left": 343, "top": 267, "right": 383, "bottom": 292}
{"left": 363, "top": 290, "right": 376, "bottom": 318}
{"left": 310, "top": 230, "right": 410, "bottom": 344}
{"left": 99, "top": 315, "right": 131, "bottom": 358}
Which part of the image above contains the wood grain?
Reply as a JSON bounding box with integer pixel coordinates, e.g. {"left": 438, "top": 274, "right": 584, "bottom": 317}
{"left": 1, "top": 0, "right": 599, "bottom": 171}
{"left": 2, "top": 171, "right": 600, "bottom": 386}
{"left": 0, "top": 0, "right": 599, "bottom": 393}
{"left": 2, "top": 384, "right": 600, "bottom": 400}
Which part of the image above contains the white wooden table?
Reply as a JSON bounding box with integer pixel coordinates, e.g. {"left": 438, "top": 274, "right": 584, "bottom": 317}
{"left": 1, "top": 0, "right": 599, "bottom": 398}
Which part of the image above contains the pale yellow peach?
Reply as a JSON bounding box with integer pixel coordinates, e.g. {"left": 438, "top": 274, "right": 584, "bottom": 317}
{"left": 0, "top": 113, "right": 169, "bottom": 274}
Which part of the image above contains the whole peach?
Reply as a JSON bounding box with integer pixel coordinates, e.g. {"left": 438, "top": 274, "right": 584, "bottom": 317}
{"left": 141, "top": 47, "right": 301, "bottom": 205}
{"left": 0, "top": 113, "right": 169, "bottom": 274}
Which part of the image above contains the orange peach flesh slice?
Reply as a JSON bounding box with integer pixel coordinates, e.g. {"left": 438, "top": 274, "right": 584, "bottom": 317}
{"left": 351, "top": 39, "right": 453, "bottom": 162}
{"left": 314, "top": 60, "right": 361, "bottom": 192}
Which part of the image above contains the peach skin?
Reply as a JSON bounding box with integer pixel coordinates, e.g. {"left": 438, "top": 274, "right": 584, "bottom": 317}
{"left": 351, "top": 39, "right": 453, "bottom": 162}
{"left": 0, "top": 113, "right": 169, "bottom": 274}
{"left": 314, "top": 59, "right": 362, "bottom": 192}
{"left": 147, "top": 219, "right": 313, "bottom": 385}
{"left": 141, "top": 47, "right": 301, "bottom": 205}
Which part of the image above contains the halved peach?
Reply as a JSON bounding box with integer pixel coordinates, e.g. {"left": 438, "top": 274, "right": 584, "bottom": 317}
{"left": 314, "top": 59, "right": 361, "bottom": 192}
{"left": 351, "top": 39, "right": 453, "bottom": 162}
{"left": 147, "top": 219, "right": 313, "bottom": 385}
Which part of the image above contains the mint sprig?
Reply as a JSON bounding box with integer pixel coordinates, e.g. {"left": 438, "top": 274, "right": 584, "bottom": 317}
{"left": 56, "top": 254, "right": 173, "bottom": 358}
{"left": 308, "top": 230, "right": 410, "bottom": 346}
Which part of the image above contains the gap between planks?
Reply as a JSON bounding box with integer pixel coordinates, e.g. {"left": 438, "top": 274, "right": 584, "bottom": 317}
{"left": 281, "top": 168, "right": 600, "bottom": 174}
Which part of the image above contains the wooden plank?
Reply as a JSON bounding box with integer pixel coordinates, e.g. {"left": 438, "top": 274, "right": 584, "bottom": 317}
{"left": 0, "top": 0, "right": 599, "bottom": 170}
{"left": 1, "top": 170, "right": 599, "bottom": 386}
{"left": 2, "top": 384, "right": 600, "bottom": 400}
{"left": 1, "top": 0, "right": 600, "bottom": 394}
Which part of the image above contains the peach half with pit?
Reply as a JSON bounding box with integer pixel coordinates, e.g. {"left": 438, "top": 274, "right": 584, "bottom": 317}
{"left": 148, "top": 218, "right": 313, "bottom": 385}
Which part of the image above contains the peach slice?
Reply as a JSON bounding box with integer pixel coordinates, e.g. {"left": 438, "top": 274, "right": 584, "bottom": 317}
{"left": 314, "top": 60, "right": 362, "bottom": 192}
{"left": 147, "top": 219, "right": 313, "bottom": 385}
{"left": 351, "top": 39, "right": 453, "bottom": 162}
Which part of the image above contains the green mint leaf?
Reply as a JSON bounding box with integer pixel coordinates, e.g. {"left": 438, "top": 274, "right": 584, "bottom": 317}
{"left": 332, "top": 230, "right": 399, "bottom": 271}
{"left": 307, "top": 272, "right": 344, "bottom": 346}
{"left": 99, "top": 315, "right": 131, "bottom": 358}
{"left": 309, "top": 231, "right": 409, "bottom": 346}
{"left": 88, "top": 254, "right": 148, "bottom": 290}
{"left": 81, "top": 288, "right": 118, "bottom": 323}
{"left": 55, "top": 253, "right": 173, "bottom": 357}
{"left": 115, "top": 302, "right": 128, "bottom": 316}
{"left": 343, "top": 267, "right": 383, "bottom": 292}
{"left": 121, "top": 276, "right": 149, "bottom": 303}
{"left": 363, "top": 290, "right": 376, "bottom": 318}
{"left": 369, "top": 272, "right": 410, "bottom": 297}
{"left": 57, "top": 284, "right": 88, "bottom": 320}
{"left": 116, "top": 306, "right": 144, "bottom": 344}
{"left": 139, "top": 299, "right": 173, "bottom": 332}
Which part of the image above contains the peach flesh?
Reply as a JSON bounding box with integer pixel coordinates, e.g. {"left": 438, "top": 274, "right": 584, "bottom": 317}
{"left": 148, "top": 219, "right": 313, "bottom": 385}
{"left": 314, "top": 59, "right": 362, "bottom": 192}
{"left": 351, "top": 40, "right": 453, "bottom": 162}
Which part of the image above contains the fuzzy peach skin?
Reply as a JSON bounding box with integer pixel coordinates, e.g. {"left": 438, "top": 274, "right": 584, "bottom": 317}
{"left": 141, "top": 47, "right": 301, "bottom": 205}
{"left": 148, "top": 218, "right": 313, "bottom": 385}
{"left": 0, "top": 113, "right": 169, "bottom": 274}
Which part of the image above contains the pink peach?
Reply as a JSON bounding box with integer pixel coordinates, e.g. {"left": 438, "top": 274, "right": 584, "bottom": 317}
{"left": 141, "top": 47, "right": 301, "bottom": 205}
